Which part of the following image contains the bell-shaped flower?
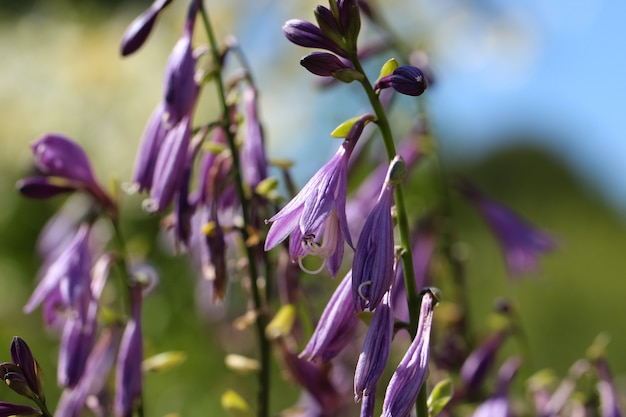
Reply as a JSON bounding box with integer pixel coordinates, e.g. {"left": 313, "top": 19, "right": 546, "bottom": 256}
{"left": 18, "top": 135, "right": 113, "bottom": 210}
{"left": 129, "top": 103, "right": 169, "bottom": 194}
{"left": 120, "top": 0, "right": 172, "bottom": 56}
{"left": 456, "top": 179, "right": 556, "bottom": 277}
{"left": 265, "top": 116, "right": 372, "bottom": 277}
{"left": 351, "top": 158, "right": 399, "bottom": 311}
{"left": 144, "top": 116, "right": 192, "bottom": 213}
{"left": 241, "top": 86, "right": 268, "bottom": 189}
{"left": 114, "top": 282, "right": 144, "bottom": 417}
{"left": 300, "top": 270, "right": 359, "bottom": 363}
{"left": 381, "top": 289, "right": 438, "bottom": 417}
{"left": 472, "top": 357, "right": 521, "bottom": 417}
{"left": 354, "top": 292, "right": 393, "bottom": 402}
{"left": 24, "top": 224, "right": 92, "bottom": 314}
{"left": 162, "top": 1, "right": 199, "bottom": 126}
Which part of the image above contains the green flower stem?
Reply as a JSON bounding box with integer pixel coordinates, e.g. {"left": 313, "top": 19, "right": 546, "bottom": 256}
{"left": 351, "top": 57, "right": 427, "bottom": 417}
{"left": 199, "top": 5, "right": 270, "bottom": 417}
{"left": 33, "top": 397, "right": 53, "bottom": 417}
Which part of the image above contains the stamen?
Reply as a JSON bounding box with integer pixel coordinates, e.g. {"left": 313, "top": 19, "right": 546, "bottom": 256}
{"left": 358, "top": 280, "right": 372, "bottom": 301}
{"left": 142, "top": 198, "right": 159, "bottom": 213}
{"left": 297, "top": 255, "right": 326, "bottom": 275}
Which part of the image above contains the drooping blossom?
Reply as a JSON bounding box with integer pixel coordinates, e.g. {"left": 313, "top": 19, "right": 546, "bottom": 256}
{"left": 17, "top": 135, "right": 113, "bottom": 211}
{"left": 24, "top": 224, "right": 92, "bottom": 315}
{"left": 114, "top": 283, "right": 144, "bottom": 417}
{"left": 381, "top": 289, "right": 438, "bottom": 417}
{"left": 455, "top": 179, "right": 556, "bottom": 277}
{"left": 351, "top": 156, "right": 399, "bottom": 310}
{"left": 120, "top": 0, "right": 173, "bottom": 56}
{"left": 300, "top": 270, "right": 359, "bottom": 363}
{"left": 460, "top": 332, "right": 508, "bottom": 393}
{"left": 265, "top": 115, "right": 373, "bottom": 277}
{"left": 162, "top": 1, "right": 199, "bottom": 127}
{"left": 130, "top": 103, "right": 169, "bottom": 194}
{"left": 354, "top": 291, "right": 393, "bottom": 402}
{"left": 472, "top": 357, "right": 521, "bottom": 417}
{"left": 240, "top": 85, "right": 268, "bottom": 188}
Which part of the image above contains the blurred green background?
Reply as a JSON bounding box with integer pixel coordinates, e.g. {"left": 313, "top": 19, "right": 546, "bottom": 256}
{"left": 1, "top": 0, "right": 625, "bottom": 415}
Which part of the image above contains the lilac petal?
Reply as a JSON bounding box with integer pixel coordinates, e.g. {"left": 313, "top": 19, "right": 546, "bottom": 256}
{"left": 354, "top": 292, "right": 393, "bottom": 401}
{"left": 163, "top": 6, "right": 198, "bottom": 126}
{"left": 300, "top": 271, "right": 358, "bottom": 363}
{"left": 131, "top": 103, "right": 168, "bottom": 193}
{"left": 265, "top": 206, "right": 303, "bottom": 251}
{"left": 148, "top": 117, "right": 191, "bottom": 212}
{"left": 121, "top": 0, "right": 172, "bottom": 56}
{"left": 381, "top": 291, "right": 436, "bottom": 417}
{"left": 240, "top": 86, "right": 268, "bottom": 188}
{"left": 58, "top": 312, "right": 96, "bottom": 388}
{"left": 114, "top": 285, "right": 143, "bottom": 417}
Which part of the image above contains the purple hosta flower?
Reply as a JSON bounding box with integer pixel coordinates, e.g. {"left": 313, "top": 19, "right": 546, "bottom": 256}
{"left": 265, "top": 116, "right": 373, "bottom": 277}
{"left": 130, "top": 103, "right": 168, "bottom": 194}
{"left": 277, "top": 340, "right": 342, "bottom": 415}
{"left": 375, "top": 65, "right": 428, "bottom": 97}
{"left": 17, "top": 135, "right": 113, "bottom": 210}
{"left": 58, "top": 254, "right": 112, "bottom": 388}
{"left": 381, "top": 289, "right": 437, "bottom": 417}
{"left": 144, "top": 116, "right": 192, "bottom": 213}
{"left": 0, "top": 337, "right": 45, "bottom": 402}
{"left": 120, "top": 0, "right": 172, "bottom": 56}
{"left": 456, "top": 179, "right": 556, "bottom": 277}
{"left": 283, "top": 19, "right": 348, "bottom": 58}
{"left": 354, "top": 291, "right": 393, "bottom": 402}
{"left": 594, "top": 358, "right": 623, "bottom": 417}
{"left": 24, "top": 224, "right": 92, "bottom": 315}
{"left": 241, "top": 86, "right": 268, "bottom": 189}
{"left": 460, "top": 332, "right": 508, "bottom": 393}
{"left": 359, "top": 393, "right": 376, "bottom": 417}
{"left": 198, "top": 205, "right": 228, "bottom": 301}
{"left": 55, "top": 327, "right": 122, "bottom": 417}
{"left": 0, "top": 402, "right": 41, "bottom": 417}
{"left": 300, "top": 270, "right": 359, "bottom": 363}
{"left": 114, "top": 282, "right": 144, "bottom": 417}
{"left": 472, "top": 357, "right": 521, "bottom": 417}
{"left": 163, "top": 1, "right": 199, "bottom": 127}
{"left": 351, "top": 157, "right": 399, "bottom": 311}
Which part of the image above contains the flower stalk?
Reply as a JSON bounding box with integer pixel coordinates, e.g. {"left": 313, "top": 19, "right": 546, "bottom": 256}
{"left": 198, "top": 5, "right": 270, "bottom": 417}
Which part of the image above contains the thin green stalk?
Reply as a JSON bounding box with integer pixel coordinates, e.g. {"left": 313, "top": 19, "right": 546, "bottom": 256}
{"left": 33, "top": 397, "right": 53, "bottom": 417}
{"left": 198, "top": 5, "right": 270, "bottom": 417}
{"left": 350, "top": 56, "right": 427, "bottom": 417}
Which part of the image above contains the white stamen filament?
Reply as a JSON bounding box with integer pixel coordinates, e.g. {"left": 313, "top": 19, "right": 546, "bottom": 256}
{"left": 358, "top": 280, "right": 372, "bottom": 301}
{"left": 297, "top": 255, "right": 326, "bottom": 275}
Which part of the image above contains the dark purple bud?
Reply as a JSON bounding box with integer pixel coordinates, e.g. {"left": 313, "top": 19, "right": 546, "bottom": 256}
{"left": 114, "top": 284, "right": 144, "bottom": 417}
{"left": 9, "top": 337, "right": 44, "bottom": 401}
{"left": 300, "top": 52, "right": 357, "bottom": 80}
{"left": 16, "top": 177, "right": 75, "bottom": 199}
{"left": 354, "top": 292, "right": 393, "bottom": 401}
{"left": 0, "top": 402, "right": 41, "bottom": 417}
{"left": 120, "top": 0, "right": 172, "bottom": 56}
{"left": 314, "top": 5, "right": 344, "bottom": 47}
{"left": 460, "top": 332, "right": 507, "bottom": 391}
{"left": 336, "top": 0, "right": 360, "bottom": 50}
{"left": 283, "top": 19, "right": 348, "bottom": 58}
{"left": 146, "top": 117, "right": 192, "bottom": 213}
{"left": 300, "top": 270, "right": 358, "bottom": 363}
{"left": 163, "top": 4, "right": 198, "bottom": 126}
{"left": 389, "top": 65, "right": 427, "bottom": 96}
{"left": 130, "top": 103, "right": 169, "bottom": 193}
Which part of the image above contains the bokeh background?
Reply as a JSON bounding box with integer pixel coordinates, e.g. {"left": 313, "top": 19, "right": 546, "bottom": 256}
{"left": 1, "top": 0, "right": 625, "bottom": 415}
